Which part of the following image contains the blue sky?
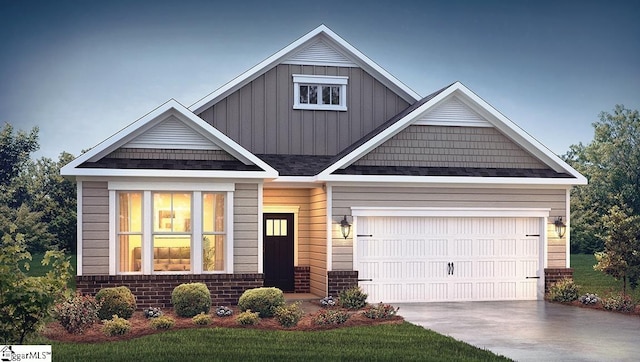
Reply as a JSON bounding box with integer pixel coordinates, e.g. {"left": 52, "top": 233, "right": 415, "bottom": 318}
{"left": 1, "top": 0, "right": 638, "bottom": 159}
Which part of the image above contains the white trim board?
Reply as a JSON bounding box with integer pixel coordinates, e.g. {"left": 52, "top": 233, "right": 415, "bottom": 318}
{"left": 351, "top": 207, "right": 551, "bottom": 218}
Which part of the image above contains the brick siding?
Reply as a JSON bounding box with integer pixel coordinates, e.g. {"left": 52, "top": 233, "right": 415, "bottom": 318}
{"left": 76, "top": 274, "right": 263, "bottom": 309}
{"left": 294, "top": 266, "right": 310, "bottom": 293}
{"left": 544, "top": 268, "right": 574, "bottom": 294}
{"left": 327, "top": 270, "right": 358, "bottom": 297}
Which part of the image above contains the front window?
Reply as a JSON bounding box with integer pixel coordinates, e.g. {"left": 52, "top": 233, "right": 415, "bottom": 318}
{"left": 202, "top": 193, "right": 225, "bottom": 271}
{"left": 117, "top": 192, "right": 142, "bottom": 273}
{"left": 153, "top": 193, "right": 192, "bottom": 272}
{"left": 293, "top": 74, "right": 347, "bottom": 111}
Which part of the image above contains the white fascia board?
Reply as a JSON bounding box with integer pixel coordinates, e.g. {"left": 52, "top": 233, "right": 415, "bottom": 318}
{"left": 189, "top": 25, "right": 420, "bottom": 114}
{"left": 351, "top": 207, "right": 551, "bottom": 218}
{"left": 319, "top": 174, "right": 587, "bottom": 186}
{"left": 67, "top": 168, "right": 277, "bottom": 179}
{"left": 450, "top": 83, "right": 587, "bottom": 183}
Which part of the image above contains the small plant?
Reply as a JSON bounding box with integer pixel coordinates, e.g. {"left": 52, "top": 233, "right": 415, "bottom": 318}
{"left": 320, "top": 296, "right": 336, "bottom": 308}
{"left": 602, "top": 293, "right": 635, "bottom": 313}
{"left": 192, "top": 312, "right": 213, "bottom": 325}
{"left": 339, "top": 287, "right": 368, "bottom": 310}
{"left": 150, "top": 315, "right": 175, "bottom": 330}
{"left": 237, "top": 287, "right": 285, "bottom": 318}
{"left": 547, "top": 278, "right": 579, "bottom": 303}
{"left": 362, "top": 303, "right": 399, "bottom": 319}
{"left": 95, "top": 286, "right": 137, "bottom": 320}
{"left": 236, "top": 310, "right": 260, "bottom": 325}
{"left": 578, "top": 293, "right": 600, "bottom": 305}
{"left": 274, "top": 302, "right": 304, "bottom": 328}
{"left": 143, "top": 307, "right": 162, "bottom": 319}
{"left": 312, "top": 309, "right": 350, "bottom": 325}
{"left": 215, "top": 306, "right": 233, "bottom": 317}
{"left": 101, "top": 315, "right": 131, "bottom": 336}
{"left": 53, "top": 293, "right": 101, "bottom": 334}
{"left": 171, "top": 283, "right": 212, "bottom": 317}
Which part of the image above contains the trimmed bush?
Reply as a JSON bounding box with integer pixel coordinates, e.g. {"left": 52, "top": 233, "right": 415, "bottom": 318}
{"left": 237, "top": 287, "right": 285, "bottom": 318}
{"left": 171, "top": 283, "right": 212, "bottom": 317}
{"left": 95, "top": 286, "right": 136, "bottom": 320}
{"left": 102, "top": 315, "right": 131, "bottom": 336}
{"left": 547, "top": 278, "right": 579, "bottom": 303}
{"left": 274, "top": 302, "right": 304, "bottom": 328}
{"left": 192, "top": 312, "right": 213, "bottom": 325}
{"left": 53, "top": 294, "right": 101, "bottom": 334}
{"left": 312, "top": 309, "right": 350, "bottom": 325}
{"left": 602, "top": 293, "right": 635, "bottom": 312}
{"left": 362, "top": 303, "right": 399, "bottom": 319}
{"left": 150, "top": 315, "right": 175, "bottom": 330}
{"left": 339, "top": 287, "right": 368, "bottom": 310}
{"left": 236, "top": 310, "right": 260, "bottom": 325}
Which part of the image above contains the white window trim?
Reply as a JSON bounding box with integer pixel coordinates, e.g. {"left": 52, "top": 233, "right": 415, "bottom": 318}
{"left": 109, "top": 182, "right": 234, "bottom": 275}
{"left": 293, "top": 74, "right": 348, "bottom": 111}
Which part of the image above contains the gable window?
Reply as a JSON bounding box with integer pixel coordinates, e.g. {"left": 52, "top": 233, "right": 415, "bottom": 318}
{"left": 293, "top": 74, "right": 347, "bottom": 111}
{"left": 111, "top": 182, "right": 234, "bottom": 275}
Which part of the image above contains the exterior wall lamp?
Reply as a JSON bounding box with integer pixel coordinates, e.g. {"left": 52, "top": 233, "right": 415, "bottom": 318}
{"left": 554, "top": 216, "right": 566, "bottom": 238}
{"left": 340, "top": 215, "right": 351, "bottom": 239}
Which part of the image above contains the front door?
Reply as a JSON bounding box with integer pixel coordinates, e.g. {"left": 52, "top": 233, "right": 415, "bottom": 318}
{"left": 263, "top": 213, "right": 294, "bottom": 291}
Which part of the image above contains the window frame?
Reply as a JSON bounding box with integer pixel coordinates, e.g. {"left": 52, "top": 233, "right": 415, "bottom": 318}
{"left": 109, "top": 182, "right": 234, "bottom": 275}
{"left": 293, "top": 74, "right": 348, "bottom": 111}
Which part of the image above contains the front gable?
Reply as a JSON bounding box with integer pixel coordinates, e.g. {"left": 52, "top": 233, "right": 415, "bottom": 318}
{"left": 61, "top": 99, "right": 278, "bottom": 179}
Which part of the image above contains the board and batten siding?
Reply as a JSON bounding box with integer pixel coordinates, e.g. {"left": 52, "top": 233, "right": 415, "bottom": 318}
{"left": 263, "top": 188, "right": 311, "bottom": 266}
{"left": 355, "top": 125, "right": 548, "bottom": 169}
{"left": 233, "top": 183, "right": 260, "bottom": 273}
{"left": 81, "top": 181, "right": 109, "bottom": 275}
{"left": 197, "top": 64, "right": 410, "bottom": 156}
{"left": 309, "top": 187, "right": 327, "bottom": 296}
{"left": 331, "top": 186, "right": 568, "bottom": 270}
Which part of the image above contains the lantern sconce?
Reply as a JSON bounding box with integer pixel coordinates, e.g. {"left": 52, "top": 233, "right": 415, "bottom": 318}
{"left": 340, "top": 215, "right": 351, "bottom": 239}
{"left": 554, "top": 216, "right": 566, "bottom": 238}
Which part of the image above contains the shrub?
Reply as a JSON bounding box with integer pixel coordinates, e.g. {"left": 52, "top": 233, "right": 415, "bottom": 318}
{"left": 237, "top": 287, "right": 285, "bottom": 318}
{"left": 53, "top": 294, "right": 101, "bottom": 334}
{"left": 171, "top": 283, "right": 212, "bottom": 317}
{"left": 547, "top": 278, "right": 579, "bottom": 303}
{"left": 236, "top": 310, "right": 260, "bottom": 325}
{"left": 578, "top": 293, "right": 600, "bottom": 305}
{"left": 95, "top": 286, "right": 136, "bottom": 320}
{"left": 320, "top": 296, "right": 337, "bottom": 308}
{"left": 339, "top": 287, "right": 368, "bottom": 310}
{"left": 150, "top": 315, "right": 175, "bottom": 330}
{"left": 362, "top": 303, "right": 399, "bottom": 319}
{"left": 274, "top": 302, "right": 304, "bottom": 328}
{"left": 312, "top": 309, "right": 350, "bottom": 325}
{"left": 215, "top": 306, "right": 233, "bottom": 317}
{"left": 602, "top": 293, "right": 635, "bottom": 313}
{"left": 192, "top": 312, "right": 213, "bottom": 325}
{"left": 102, "top": 315, "right": 131, "bottom": 336}
{"left": 143, "top": 307, "right": 162, "bottom": 319}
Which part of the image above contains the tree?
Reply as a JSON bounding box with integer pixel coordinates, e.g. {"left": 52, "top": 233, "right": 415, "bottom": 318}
{"left": 594, "top": 205, "right": 640, "bottom": 295}
{"left": 564, "top": 105, "right": 640, "bottom": 253}
{"left": 0, "top": 123, "right": 39, "bottom": 207}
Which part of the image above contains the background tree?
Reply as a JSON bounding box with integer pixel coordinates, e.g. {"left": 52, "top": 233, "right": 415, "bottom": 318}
{"left": 564, "top": 105, "right": 640, "bottom": 253}
{"left": 594, "top": 205, "right": 640, "bottom": 295}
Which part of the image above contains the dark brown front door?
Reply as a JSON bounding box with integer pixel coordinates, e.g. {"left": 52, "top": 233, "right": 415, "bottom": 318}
{"left": 263, "top": 213, "right": 294, "bottom": 291}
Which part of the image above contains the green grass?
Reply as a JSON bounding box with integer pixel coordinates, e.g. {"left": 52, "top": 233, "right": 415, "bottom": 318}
{"left": 21, "top": 252, "right": 77, "bottom": 290}
{"left": 48, "top": 323, "right": 508, "bottom": 361}
{"left": 571, "top": 253, "right": 640, "bottom": 301}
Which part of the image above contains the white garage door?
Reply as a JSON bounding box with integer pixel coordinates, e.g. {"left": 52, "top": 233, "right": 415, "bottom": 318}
{"left": 356, "top": 216, "right": 543, "bottom": 303}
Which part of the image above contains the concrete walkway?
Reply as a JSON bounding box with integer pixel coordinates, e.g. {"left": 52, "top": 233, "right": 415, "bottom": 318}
{"left": 396, "top": 301, "right": 640, "bottom": 362}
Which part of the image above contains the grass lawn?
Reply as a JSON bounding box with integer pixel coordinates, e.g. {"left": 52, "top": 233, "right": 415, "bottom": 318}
{"left": 571, "top": 253, "right": 640, "bottom": 301}
{"left": 47, "top": 323, "right": 509, "bottom": 361}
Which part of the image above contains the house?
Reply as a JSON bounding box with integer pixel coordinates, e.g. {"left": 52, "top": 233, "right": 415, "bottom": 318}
{"left": 61, "top": 25, "right": 586, "bottom": 308}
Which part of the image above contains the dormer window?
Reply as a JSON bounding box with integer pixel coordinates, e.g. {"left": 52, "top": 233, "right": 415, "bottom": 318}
{"left": 293, "top": 74, "right": 347, "bottom": 111}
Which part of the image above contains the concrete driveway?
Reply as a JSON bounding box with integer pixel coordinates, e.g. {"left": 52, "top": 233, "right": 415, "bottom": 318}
{"left": 396, "top": 301, "right": 640, "bottom": 361}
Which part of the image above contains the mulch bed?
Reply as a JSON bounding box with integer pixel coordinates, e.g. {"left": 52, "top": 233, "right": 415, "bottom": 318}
{"left": 42, "top": 304, "right": 404, "bottom": 343}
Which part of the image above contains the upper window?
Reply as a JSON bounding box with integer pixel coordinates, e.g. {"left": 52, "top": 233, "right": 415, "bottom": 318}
{"left": 293, "top": 74, "right": 348, "bottom": 111}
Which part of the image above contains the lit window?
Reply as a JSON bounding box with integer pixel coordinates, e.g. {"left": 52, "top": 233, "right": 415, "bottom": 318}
{"left": 117, "top": 192, "right": 142, "bottom": 273}
{"left": 293, "top": 74, "right": 347, "bottom": 111}
{"left": 153, "top": 193, "right": 192, "bottom": 272}
{"left": 202, "top": 193, "right": 225, "bottom": 272}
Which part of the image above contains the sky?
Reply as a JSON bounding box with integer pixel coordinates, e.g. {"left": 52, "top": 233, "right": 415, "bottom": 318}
{"left": 1, "top": 0, "right": 638, "bottom": 160}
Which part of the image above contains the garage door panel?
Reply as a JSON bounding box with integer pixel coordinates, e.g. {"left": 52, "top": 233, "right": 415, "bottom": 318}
{"left": 357, "top": 216, "right": 543, "bottom": 303}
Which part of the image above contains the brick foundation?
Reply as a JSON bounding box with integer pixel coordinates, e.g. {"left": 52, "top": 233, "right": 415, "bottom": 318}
{"left": 327, "top": 270, "right": 359, "bottom": 297}
{"left": 76, "top": 274, "right": 263, "bottom": 309}
{"left": 544, "top": 268, "right": 574, "bottom": 293}
{"left": 294, "top": 266, "right": 310, "bottom": 293}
